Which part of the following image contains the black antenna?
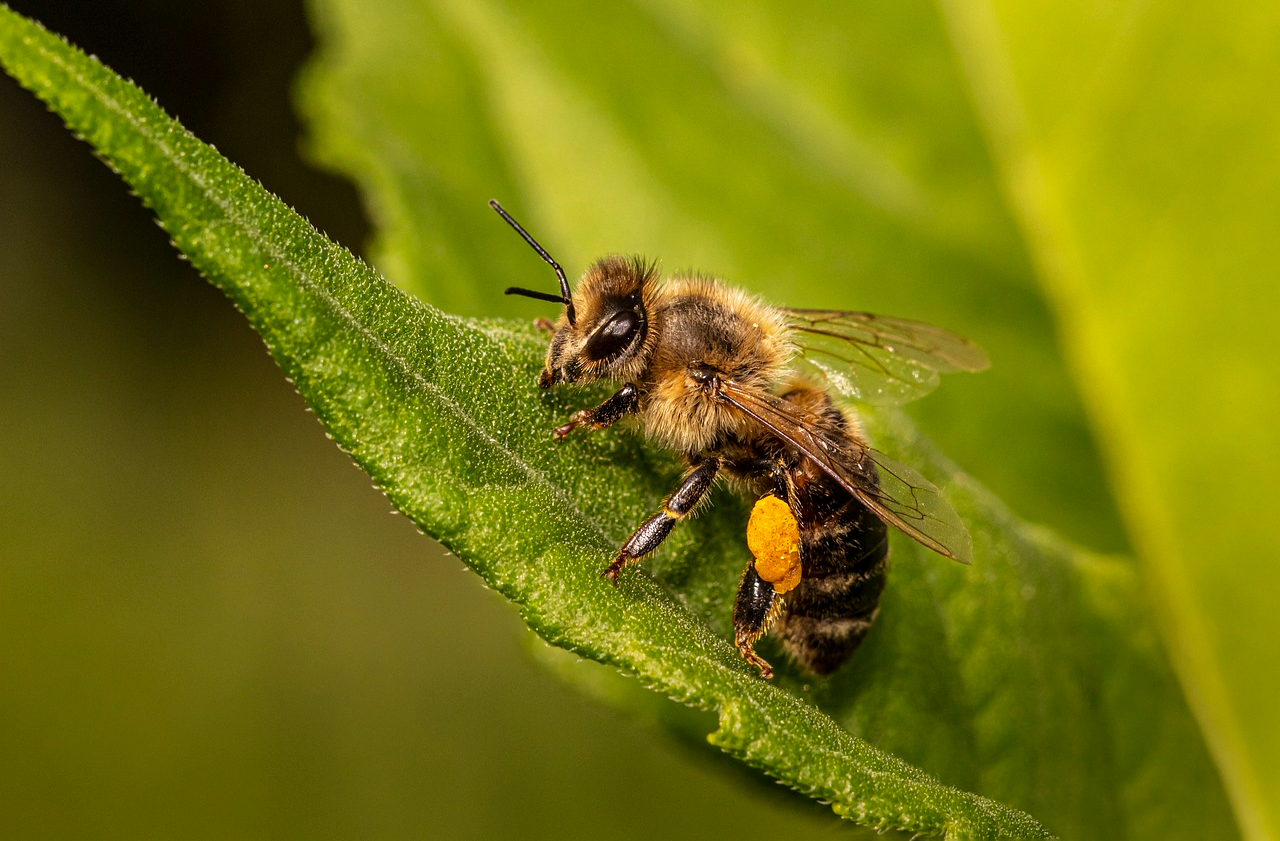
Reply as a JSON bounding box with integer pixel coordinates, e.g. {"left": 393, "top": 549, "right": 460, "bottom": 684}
{"left": 490, "top": 199, "right": 576, "bottom": 326}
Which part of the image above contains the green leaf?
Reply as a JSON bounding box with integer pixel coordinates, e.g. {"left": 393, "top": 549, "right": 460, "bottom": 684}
{"left": 941, "top": 2, "right": 1280, "bottom": 837}
{"left": 0, "top": 4, "right": 1239, "bottom": 840}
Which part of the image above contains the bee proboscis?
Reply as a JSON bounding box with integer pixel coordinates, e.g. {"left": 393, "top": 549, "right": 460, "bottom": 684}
{"left": 493, "top": 200, "right": 989, "bottom": 679}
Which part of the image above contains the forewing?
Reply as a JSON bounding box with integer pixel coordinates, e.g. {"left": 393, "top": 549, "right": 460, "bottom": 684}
{"left": 857, "top": 447, "right": 973, "bottom": 564}
{"left": 717, "top": 381, "right": 973, "bottom": 563}
{"left": 785, "top": 309, "right": 989, "bottom": 405}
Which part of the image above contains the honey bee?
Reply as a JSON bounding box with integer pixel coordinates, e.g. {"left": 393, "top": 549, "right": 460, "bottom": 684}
{"left": 492, "top": 200, "right": 988, "bottom": 679}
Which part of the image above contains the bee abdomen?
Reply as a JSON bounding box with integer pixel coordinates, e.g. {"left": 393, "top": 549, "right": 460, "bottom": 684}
{"left": 779, "top": 501, "right": 889, "bottom": 676}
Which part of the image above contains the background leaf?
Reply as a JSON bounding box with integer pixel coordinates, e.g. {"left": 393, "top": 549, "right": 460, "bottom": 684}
{"left": 298, "top": 0, "right": 1130, "bottom": 555}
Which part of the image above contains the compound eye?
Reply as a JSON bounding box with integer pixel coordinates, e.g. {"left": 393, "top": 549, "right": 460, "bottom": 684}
{"left": 584, "top": 309, "right": 641, "bottom": 362}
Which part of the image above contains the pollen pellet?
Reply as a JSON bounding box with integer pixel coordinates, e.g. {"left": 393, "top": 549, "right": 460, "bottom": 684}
{"left": 747, "top": 495, "right": 802, "bottom": 594}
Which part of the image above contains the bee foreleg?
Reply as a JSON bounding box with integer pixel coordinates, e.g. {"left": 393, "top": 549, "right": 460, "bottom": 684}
{"left": 733, "top": 563, "right": 783, "bottom": 680}
{"left": 554, "top": 383, "right": 640, "bottom": 439}
{"left": 603, "top": 458, "right": 720, "bottom": 581}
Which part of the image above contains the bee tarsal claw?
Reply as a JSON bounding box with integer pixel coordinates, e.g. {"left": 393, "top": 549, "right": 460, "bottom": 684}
{"left": 602, "top": 554, "right": 629, "bottom": 583}
{"left": 739, "top": 645, "right": 775, "bottom": 680}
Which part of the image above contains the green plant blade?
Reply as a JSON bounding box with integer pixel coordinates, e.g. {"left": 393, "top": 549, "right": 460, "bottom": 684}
{"left": 0, "top": 6, "right": 1051, "bottom": 838}
{"left": 940, "top": 2, "right": 1280, "bottom": 837}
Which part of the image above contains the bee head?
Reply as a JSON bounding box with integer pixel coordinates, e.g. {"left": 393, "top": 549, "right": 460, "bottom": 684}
{"left": 538, "top": 255, "right": 654, "bottom": 387}
{"left": 492, "top": 200, "right": 652, "bottom": 388}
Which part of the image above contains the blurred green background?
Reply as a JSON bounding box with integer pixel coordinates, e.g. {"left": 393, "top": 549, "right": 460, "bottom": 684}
{"left": 0, "top": 1, "right": 853, "bottom": 837}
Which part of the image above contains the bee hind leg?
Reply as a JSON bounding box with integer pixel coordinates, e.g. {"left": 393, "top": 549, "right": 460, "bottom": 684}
{"left": 733, "top": 563, "right": 784, "bottom": 680}
{"left": 603, "top": 458, "right": 719, "bottom": 581}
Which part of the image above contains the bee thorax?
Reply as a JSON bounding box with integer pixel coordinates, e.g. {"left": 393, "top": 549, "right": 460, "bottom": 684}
{"left": 639, "top": 378, "right": 745, "bottom": 454}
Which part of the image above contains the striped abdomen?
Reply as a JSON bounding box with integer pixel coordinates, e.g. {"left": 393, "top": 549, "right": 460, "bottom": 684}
{"left": 777, "top": 449, "right": 889, "bottom": 676}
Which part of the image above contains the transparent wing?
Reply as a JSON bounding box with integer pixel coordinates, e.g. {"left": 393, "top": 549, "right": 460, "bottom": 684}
{"left": 784, "top": 308, "right": 989, "bottom": 405}
{"left": 717, "top": 380, "right": 973, "bottom": 563}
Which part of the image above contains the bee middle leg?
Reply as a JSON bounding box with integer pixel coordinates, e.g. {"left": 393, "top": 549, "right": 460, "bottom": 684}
{"left": 554, "top": 383, "right": 639, "bottom": 439}
{"left": 603, "top": 458, "right": 720, "bottom": 581}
